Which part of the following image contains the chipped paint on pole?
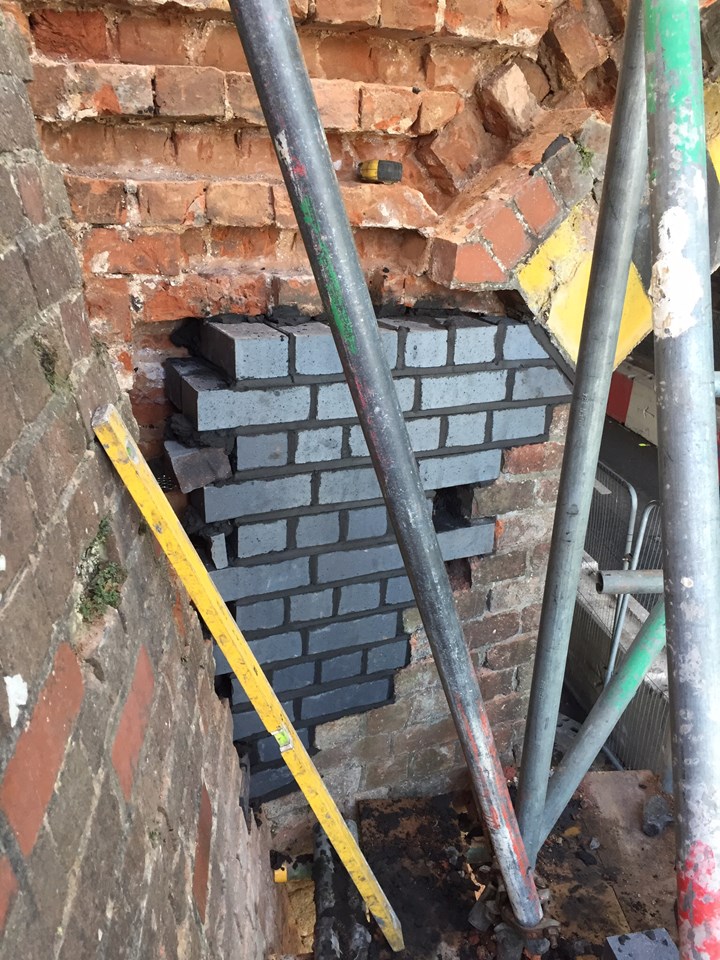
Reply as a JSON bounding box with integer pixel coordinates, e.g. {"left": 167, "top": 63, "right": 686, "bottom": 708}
{"left": 645, "top": 3, "right": 720, "bottom": 959}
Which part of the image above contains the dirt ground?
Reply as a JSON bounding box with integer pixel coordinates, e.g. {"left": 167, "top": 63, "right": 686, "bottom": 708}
{"left": 352, "top": 771, "right": 677, "bottom": 960}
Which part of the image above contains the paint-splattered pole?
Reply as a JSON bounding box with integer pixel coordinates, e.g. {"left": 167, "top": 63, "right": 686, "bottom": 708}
{"left": 227, "top": 0, "right": 544, "bottom": 932}
{"left": 645, "top": 3, "right": 720, "bottom": 958}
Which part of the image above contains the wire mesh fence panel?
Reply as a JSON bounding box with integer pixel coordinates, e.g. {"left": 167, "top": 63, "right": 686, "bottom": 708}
{"left": 567, "top": 462, "right": 636, "bottom": 710}
{"left": 633, "top": 502, "right": 664, "bottom": 611}
{"left": 606, "top": 649, "right": 669, "bottom": 772}
{"left": 566, "top": 462, "right": 670, "bottom": 774}
{"left": 585, "top": 463, "right": 636, "bottom": 572}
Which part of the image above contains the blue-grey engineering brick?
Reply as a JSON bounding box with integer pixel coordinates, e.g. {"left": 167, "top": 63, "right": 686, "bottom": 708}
{"left": 256, "top": 726, "right": 311, "bottom": 764}
{"left": 381, "top": 318, "right": 448, "bottom": 368}
{"left": 385, "top": 576, "right": 414, "bottom": 605}
{"left": 296, "top": 426, "right": 343, "bottom": 463}
{"left": 233, "top": 710, "right": 266, "bottom": 739}
{"left": 200, "top": 321, "right": 289, "bottom": 380}
{"left": 316, "top": 378, "right": 415, "bottom": 419}
{"left": 379, "top": 325, "right": 399, "bottom": 369}
{"left": 290, "top": 589, "right": 334, "bottom": 621}
{"left": 236, "top": 519, "right": 287, "bottom": 558}
{"left": 236, "top": 433, "right": 288, "bottom": 471}
{"left": 419, "top": 449, "right": 502, "bottom": 490}
{"left": 213, "top": 643, "right": 233, "bottom": 675}
{"left": 165, "top": 358, "right": 210, "bottom": 410}
{"left": 492, "top": 405, "right": 546, "bottom": 442}
{"left": 281, "top": 321, "right": 343, "bottom": 375}
{"left": 338, "top": 581, "right": 381, "bottom": 615}
{"left": 367, "top": 639, "right": 409, "bottom": 673}
{"left": 300, "top": 678, "right": 391, "bottom": 720}
{"left": 503, "top": 322, "right": 549, "bottom": 360}
{"left": 318, "top": 467, "right": 381, "bottom": 504}
{"left": 349, "top": 416, "right": 440, "bottom": 457}
{"left": 234, "top": 700, "right": 295, "bottom": 740}
{"left": 295, "top": 512, "right": 340, "bottom": 548}
{"left": 452, "top": 318, "right": 498, "bottom": 365}
{"left": 235, "top": 598, "right": 285, "bottom": 632}
{"left": 316, "top": 381, "right": 357, "bottom": 420}
{"left": 321, "top": 652, "right": 363, "bottom": 682}
{"left": 198, "top": 474, "right": 312, "bottom": 522}
{"left": 248, "top": 632, "right": 302, "bottom": 664}
{"left": 164, "top": 440, "right": 231, "bottom": 494}
{"left": 316, "top": 543, "right": 403, "bottom": 583}
{"left": 513, "top": 366, "right": 570, "bottom": 401}
{"left": 271, "top": 661, "right": 316, "bottom": 693}
{"left": 308, "top": 612, "right": 399, "bottom": 654}
{"left": 445, "top": 411, "right": 487, "bottom": 447}
{"left": 249, "top": 764, "right": 295, "bottom": 799}
{"left": 202, "top": 532, "right": 228, "bottom": 569}
{"left": 346, "top": 505, "right": 387, "bottom": 540}
{"left": 230, "top": 676, "right": 250, "bottom": 705}
{"left": 436, "top": 522, "right": 494, "bottom": 561}
{"left": 420, "top": 371, "right": 507, "bottom": 410}
{"left": 211, "top": 557, "right": 310, "bottom": 600}
{"left": 177, "top": 361, "right": 311, "bottom": 430}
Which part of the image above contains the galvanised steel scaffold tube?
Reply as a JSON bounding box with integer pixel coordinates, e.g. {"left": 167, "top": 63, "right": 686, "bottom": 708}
{"left": 645, "top": 3, "right": 720, "bottom": 957}
{"left": 538, "top": 601, "right": 666, "bottom": 847}
{"left": 516, "top": 0, "right": 648, "bottom": 866}
{"left": 227, "top": 0, "right": 543, "bottom": 930}
{"left": 596, "top": 569, "right": 664, "bottom": 595}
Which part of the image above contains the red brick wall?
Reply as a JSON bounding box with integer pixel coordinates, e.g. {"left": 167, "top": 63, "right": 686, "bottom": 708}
{"left": 0, "top": 13, "right": 296, "bottom": 957}
{"left": 6, "top": 0, "right": 622, "bottom": 455}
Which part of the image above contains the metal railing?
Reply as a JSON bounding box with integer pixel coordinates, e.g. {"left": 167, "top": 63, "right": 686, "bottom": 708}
{"left": 566, "top": 463, "right": 670, "bottom": 776}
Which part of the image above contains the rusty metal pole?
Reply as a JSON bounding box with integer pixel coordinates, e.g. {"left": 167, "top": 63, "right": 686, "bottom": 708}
{"left": 645, "top": 2, "right": 720, "bottom": 958}
{"left": 227, "top": 0, "right": 543, "bottom": 928}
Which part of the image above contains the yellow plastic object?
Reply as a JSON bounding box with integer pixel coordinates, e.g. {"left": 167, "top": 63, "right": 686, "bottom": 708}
{"left": 517, "top": 208, "right": 652, "bottom": 368}
{"left": 705, "top": 80, "right": 720, "bottom": 180}
{"left": 273, "top": 866, "right": 289, "bottom": 883}
{"left": 358, "top": 160, "right": 403, "bottom": 184}
{"left": 92, "top": 404, "right": 404, "bottom": 953}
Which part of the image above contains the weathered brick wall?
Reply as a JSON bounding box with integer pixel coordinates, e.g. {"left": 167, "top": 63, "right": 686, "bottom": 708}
{"left": 6, "top": 0, "right": 622, "bottom": 454}
{"left": 0, "top": 14, "right": 295, "bottom": 958}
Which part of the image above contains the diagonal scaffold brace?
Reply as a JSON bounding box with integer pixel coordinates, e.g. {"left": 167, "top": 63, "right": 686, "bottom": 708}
{"left": 516, "top": 0, "right": 649, "bottom": 867}
{"left": 227, "top": 0, "right": 544, "bottom": 932}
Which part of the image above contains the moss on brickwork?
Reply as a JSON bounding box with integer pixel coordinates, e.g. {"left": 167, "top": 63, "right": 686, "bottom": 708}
{"left": 32, "top": 333, "right": 60, "bottom": 390}
{"left": 76, "top": 517, "right": 127, "bottom": 622}
{"left": 576, "top": 140, "right": 595, "bottom": 173}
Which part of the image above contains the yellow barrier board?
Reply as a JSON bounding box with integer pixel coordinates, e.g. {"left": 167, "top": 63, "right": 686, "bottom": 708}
{"left": 92, "top": 404, "right": 404, "bottom": 953}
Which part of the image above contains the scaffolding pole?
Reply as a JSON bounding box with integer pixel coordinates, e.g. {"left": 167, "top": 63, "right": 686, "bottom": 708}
{"left": 516, "top": 0, "right": 648, "bottom": 866}
{"left": 227, "top": 0, "right": 543, "bottom": 929}
{"left": 645, "top": 3, "right": 720, "bottom": 957}
{"left": 538, "top": 601, "right": 666, "bottom": 847}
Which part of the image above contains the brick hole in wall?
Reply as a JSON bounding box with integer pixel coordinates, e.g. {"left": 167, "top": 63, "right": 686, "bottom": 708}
{"left": 432, "top": 485, "right": 476, "bottom": 592}
{"left": 160, "top": 305, "right": 571, "bottom": 805}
